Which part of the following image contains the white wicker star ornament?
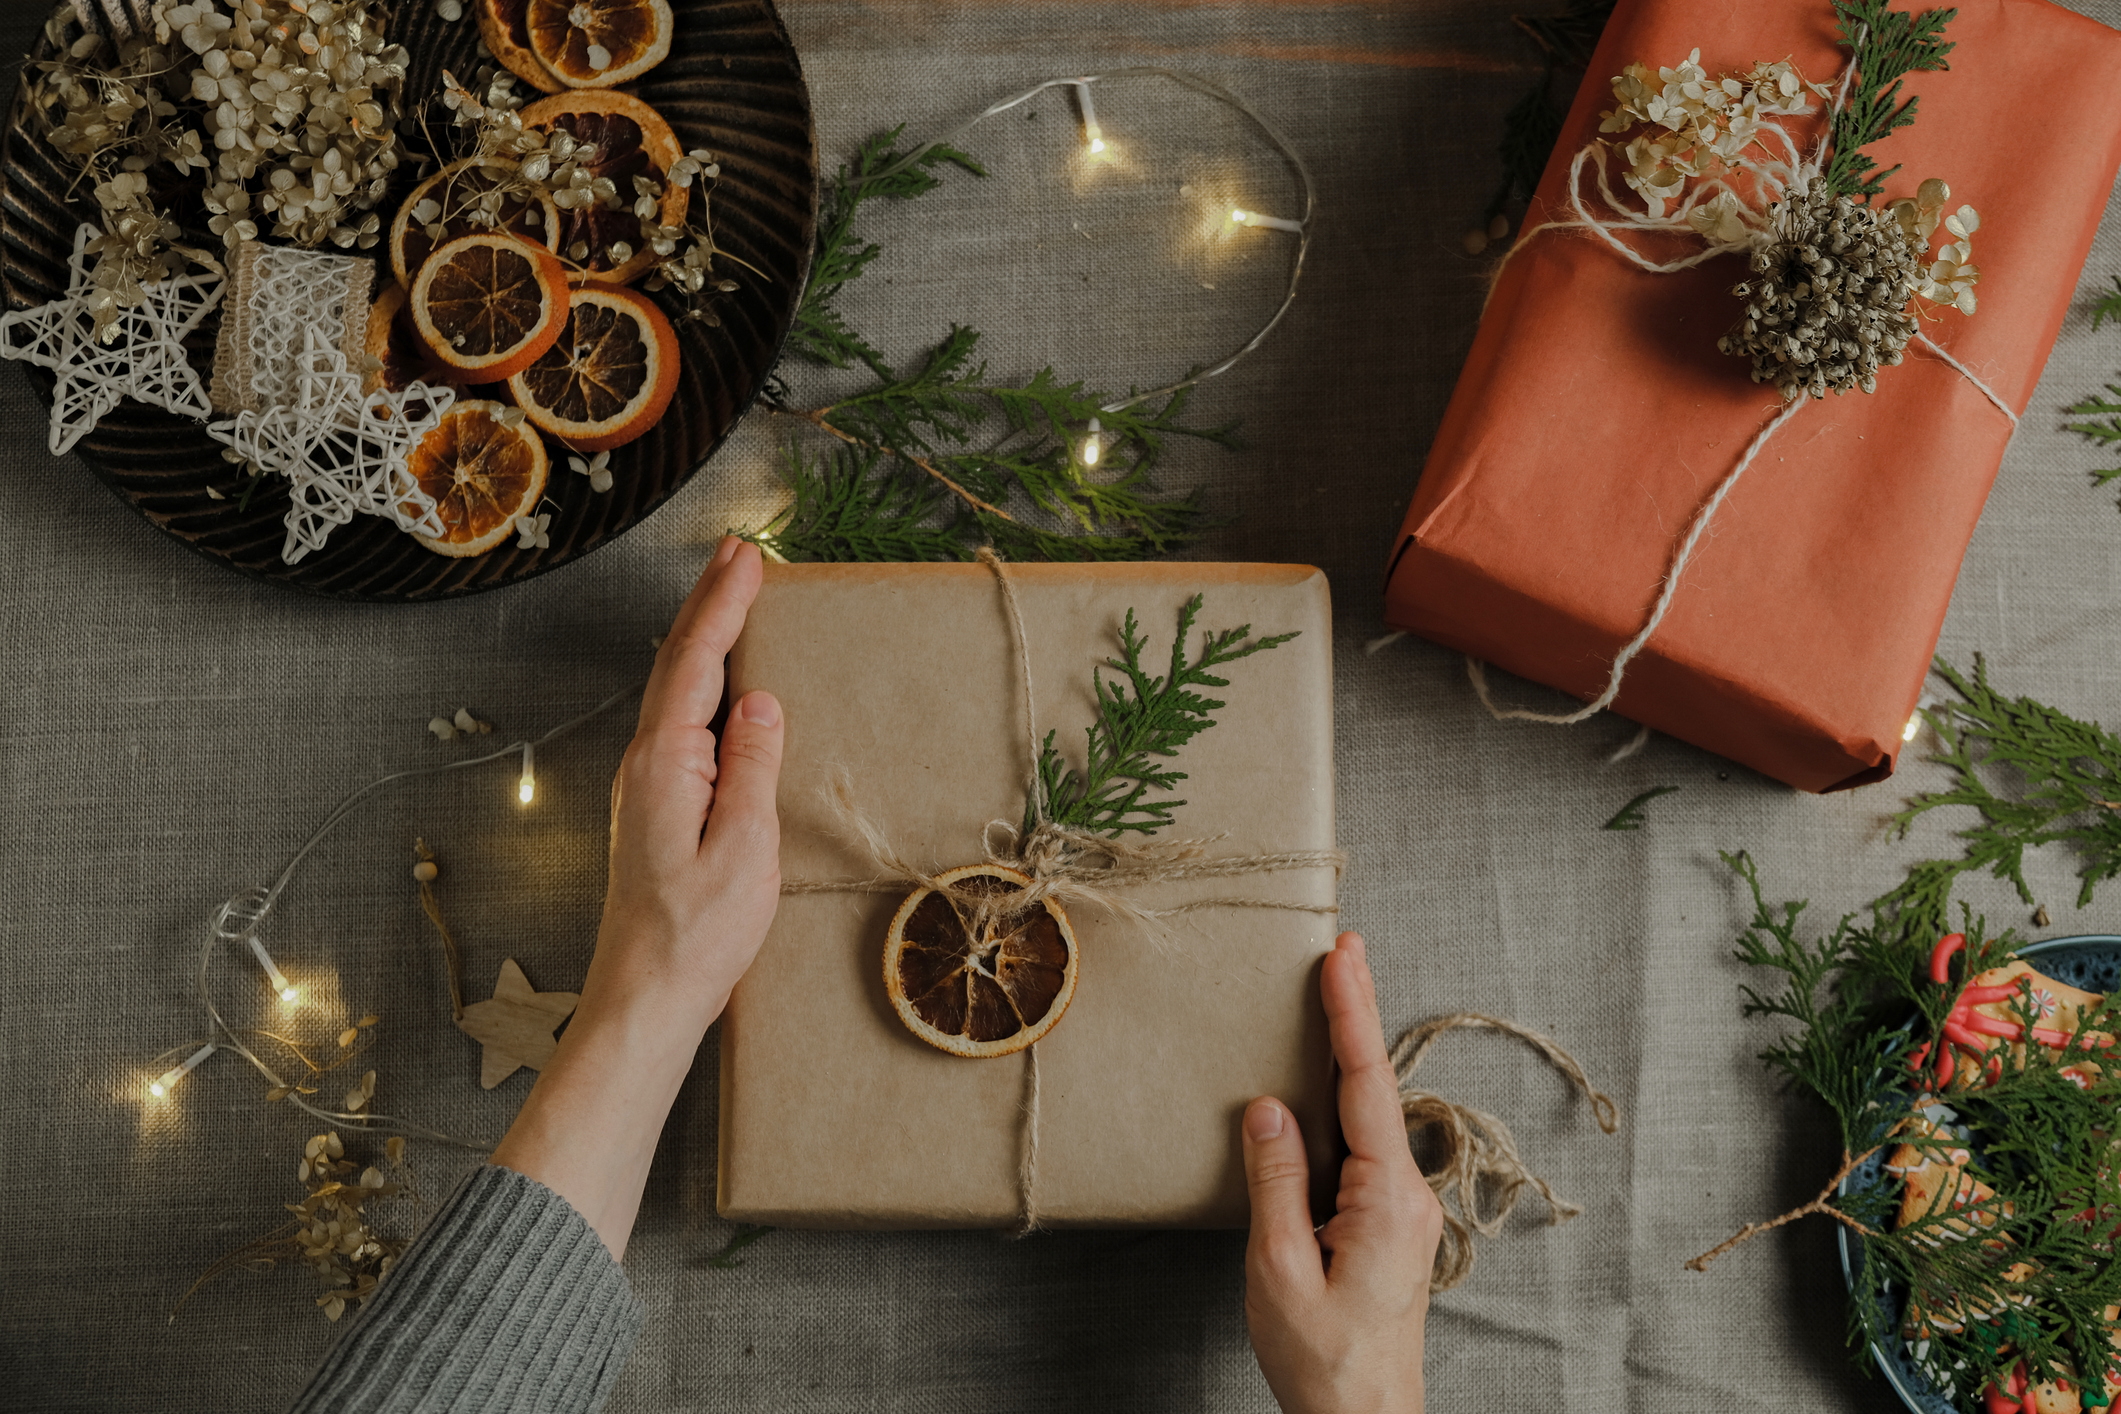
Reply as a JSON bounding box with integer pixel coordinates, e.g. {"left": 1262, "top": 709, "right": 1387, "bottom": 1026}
{"left": 0, "top": 224, "right": 224, "bottom": 456}
{"left": 208, "top": 327, "right": 454, "bottom": 565}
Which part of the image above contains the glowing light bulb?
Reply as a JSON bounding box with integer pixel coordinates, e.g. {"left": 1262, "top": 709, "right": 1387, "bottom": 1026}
{"left": 1903, "top": 713, "right": 1922, "bottom": 743}
{"left": 1228, "top": 207, "right": 1304, "bottom": 234}
{"left": 519, "top": 743, "right": 536, "bottom": 805}
{"left": 1073, "top": 81, "right": 1109, "bottom": 160}
{"left": 1078, "top": 416, "right": 1104, "bottom": 468}
{"left": 247, "top": 935, "right": 296, "bottom": 1001}
{"left": 149, "top": 1043, "right": 216, "bottom": 1100}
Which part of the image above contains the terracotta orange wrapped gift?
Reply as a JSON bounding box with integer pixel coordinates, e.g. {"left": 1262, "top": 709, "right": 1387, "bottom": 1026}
{"left": 1384, "top": 0, "right": 2121, "bottom": 792}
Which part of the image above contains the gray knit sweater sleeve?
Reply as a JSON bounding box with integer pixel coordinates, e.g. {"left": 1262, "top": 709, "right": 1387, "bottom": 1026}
{"left": 289, "top": 1163, "right": 645, "bottom": 1414}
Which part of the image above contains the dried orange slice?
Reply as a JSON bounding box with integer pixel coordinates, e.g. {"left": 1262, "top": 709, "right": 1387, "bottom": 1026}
{"left": 525, "top": 0, "right": 673, "bottom": 89}
{"left": 883, "top": 864, "right": 1078, "bottom": 1059}
{"left": 506, "top": 285, "right": 679, "bottom": 452}
{"left": 362, "top": 282, "right": 457, "bottom": 397}
{"left": 410, "top": 232, "right": 572, "bottom": 382}
{"left": 407, "top": 401, "right": 551, "bottom": 557}
{"left": 390, "top": 158, "right": 562, "bottom": 291}
{"left": 475, "top": 0, "right": 564, "bottom": 95}
{"left": 520, "top": 91, "right": 687, "bottom": 286}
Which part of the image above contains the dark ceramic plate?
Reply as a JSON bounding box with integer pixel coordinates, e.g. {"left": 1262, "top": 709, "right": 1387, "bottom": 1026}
{"left": 0, "top": 0, "right": 816, "bottom": 600}
{"left": 1837, "top": 935, "right": 2121, "bottom": 1414}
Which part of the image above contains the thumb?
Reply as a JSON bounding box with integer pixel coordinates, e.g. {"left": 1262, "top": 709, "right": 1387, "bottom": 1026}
{"left": 702, "top": 690, "right": 783, "bottom": 868}
{"left": 1242, "top": 1097, "right": 1323, "bottom": 1294}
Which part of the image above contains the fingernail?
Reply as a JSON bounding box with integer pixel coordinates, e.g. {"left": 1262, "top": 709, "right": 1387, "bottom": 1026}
{"left": 1245, "top": 1099, "right": 1283, "bottom": 1142}
{"left": 713, "top": 536, "right": 740, "bottom": 566}
{"left": 739, "top": 691, "right": 780, "bottom": 726}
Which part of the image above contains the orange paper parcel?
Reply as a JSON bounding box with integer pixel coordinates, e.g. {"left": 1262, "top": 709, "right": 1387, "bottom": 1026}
{"left": 1384, "top": 0, "right": 2121, "bottom": 792}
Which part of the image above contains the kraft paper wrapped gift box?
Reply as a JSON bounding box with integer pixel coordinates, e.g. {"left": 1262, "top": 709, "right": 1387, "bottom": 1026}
{"left": 718, "top": 561, "right": 1340, "bottom": 1228}
{"left": 1382, "top": 0, "right": 2121, "bottom": 792}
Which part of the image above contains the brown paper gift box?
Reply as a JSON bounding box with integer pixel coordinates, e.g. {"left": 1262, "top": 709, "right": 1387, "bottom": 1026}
{"left": 719, "top": 561, "right": 1340, "bottom": 1228}
{"left": 1382, "top": 0, "right": 2121, "bottom": 793}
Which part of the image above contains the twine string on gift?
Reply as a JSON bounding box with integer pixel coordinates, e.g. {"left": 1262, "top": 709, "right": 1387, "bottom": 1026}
{"left": 1392, "top": 1012, "right": 1621, "bottom": 1291}
{"left": 777, "top": 550, "right": 1344, "bottom": 1233}
{"left": 1463, "top": 36, "right": 2017, "bottom": 728}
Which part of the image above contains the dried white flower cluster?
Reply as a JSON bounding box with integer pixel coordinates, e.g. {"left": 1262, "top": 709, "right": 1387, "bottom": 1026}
{"left": 27, "top": 13, "right": 221, "bottom": 337}
{"left": 1718, "top": 186, "right": 1925, "bottom": 398}
{"left": 436, "top": 68, "right": 740, "bottom": 318}
{"left": 26, "top": 1, "right": 410, "bottom": 338}
{"left": 1891, "top": 178, "right": 1981, "bottom": 316}
{"left": 1600, "top": 49, "right": 1831, "bottom": 219}
{"left": 159, "top": 0, "right": 410, "bottom": 251}
{"left": 290, "top": 1128, "right": 412, "bottom": 1322}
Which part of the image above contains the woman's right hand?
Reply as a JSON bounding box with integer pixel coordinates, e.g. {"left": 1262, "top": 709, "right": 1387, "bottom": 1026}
{"left": 1241, "top": 932, "right": 1443, "bottom": 1414}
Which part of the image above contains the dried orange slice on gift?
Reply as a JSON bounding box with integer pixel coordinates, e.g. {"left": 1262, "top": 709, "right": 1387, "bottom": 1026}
{"left": 410, "top": 232, "right": 573, "bottom": 382}
{"left": 389, "top": 157, "right": 562, "bottom": 291}
{"left": 883, "top": 864, "right": 1079, "bottom": 1059}
{"left": 519, "top": 91, "right": 688, "bottom": 286}
{"left": 506, "top": 285, "right": 679, "bottom": 452}
{"left": 525, "top": 0, "right": 674, "bottom": 89}
{"left": 476, "top": 0, "right": 565, "bottom": 95}
{"left": 407, "top": 401, "right": 551, "bottom": 557}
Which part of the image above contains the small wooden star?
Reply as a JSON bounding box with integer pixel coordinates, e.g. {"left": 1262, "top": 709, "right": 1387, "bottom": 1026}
{"left": 0, "top": 224, "right": 222, "bottom": 456}
{"left": 456, "top": 958, "right": 580, "bottom": 1090}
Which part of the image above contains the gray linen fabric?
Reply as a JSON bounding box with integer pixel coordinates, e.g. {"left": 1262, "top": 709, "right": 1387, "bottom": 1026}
{"left": 6, "top": 1, "right": 2121, "bottom": 1411}
{"left": 291, "top": 1165, "right": 642, "bottom": 1414}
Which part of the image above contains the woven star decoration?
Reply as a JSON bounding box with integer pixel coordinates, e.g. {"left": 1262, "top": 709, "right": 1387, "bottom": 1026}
{"left": 208, "top": 327, "right": 453, "bottom": 565}
{"left": 0, "top": 224, "right": 223, "bottom": 456}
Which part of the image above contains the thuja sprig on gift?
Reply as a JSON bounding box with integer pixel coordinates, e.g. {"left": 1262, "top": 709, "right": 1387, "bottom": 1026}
{"left": 1031, "top": 597, "right": 1297, "bottom": 838}
{"left": 1820, "top": 0, "right": 1958, "bottom": 201}
{"left": 748, "top": 128, "right": 1228, "bottom": 563}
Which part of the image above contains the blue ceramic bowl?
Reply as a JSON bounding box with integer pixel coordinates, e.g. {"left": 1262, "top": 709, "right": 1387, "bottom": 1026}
{"left": 1836, "top": 934, "right": 2121, "bottom": 1414}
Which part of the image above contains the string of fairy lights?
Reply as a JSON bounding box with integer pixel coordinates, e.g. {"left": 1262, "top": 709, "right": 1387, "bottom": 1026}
{"left": 139, "top": 69, "right": 1316, "bottom": 1139}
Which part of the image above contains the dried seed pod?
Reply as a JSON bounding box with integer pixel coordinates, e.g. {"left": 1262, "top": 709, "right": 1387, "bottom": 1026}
{"left": 1716, "top": 186, "right": 1923, "bottom": 399}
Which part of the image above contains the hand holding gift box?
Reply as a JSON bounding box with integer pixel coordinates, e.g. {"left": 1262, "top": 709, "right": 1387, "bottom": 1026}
{"left": 719, "top": 558, "right": 1344, "bottom": 1229}
{"left": 1385, "top": 0, "right": 2121, "bottom": 792}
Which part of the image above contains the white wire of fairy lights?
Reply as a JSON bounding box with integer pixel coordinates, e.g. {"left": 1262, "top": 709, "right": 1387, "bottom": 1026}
{"left": 140, "top": 71, "right": 1315, "bottom": 1126}
{"left": 867, "top": 67, "right": 1318, "bottom": 469}
{"left": 142, "top": 681, "right": 645, "bottom": 1147}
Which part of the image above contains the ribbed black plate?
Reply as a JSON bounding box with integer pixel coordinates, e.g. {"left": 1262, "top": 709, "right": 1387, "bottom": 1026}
{"left": 0, "top": 0, "right": 815, "bottom": 600}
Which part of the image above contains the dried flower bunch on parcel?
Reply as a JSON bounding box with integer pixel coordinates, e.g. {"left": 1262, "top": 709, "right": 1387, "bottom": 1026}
{"left": 879, "top": 596, "right": 1295, "bottom": 1057}
{"left": 1592, "top": 2, "right": 1982, "bottom": 399}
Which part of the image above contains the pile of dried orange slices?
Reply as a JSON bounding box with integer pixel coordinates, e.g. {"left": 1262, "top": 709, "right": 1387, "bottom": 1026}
{"left": 369, "top": 0, "right": 692, "bottom": 558}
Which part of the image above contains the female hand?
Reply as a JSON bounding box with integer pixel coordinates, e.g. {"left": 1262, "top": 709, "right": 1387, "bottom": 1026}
{"left": 1241, "top": 932, "right": 1443, "bottom": 1414}
{"left": 492, "top": 537, "right": 784, "bottom": 1256}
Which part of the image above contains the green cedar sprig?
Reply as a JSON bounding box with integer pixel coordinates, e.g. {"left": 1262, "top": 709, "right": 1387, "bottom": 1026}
{"left": 2066, "top": 279, "right": 2121, "bottom": 498}
{"left": 789, "top": 126, "right": 985, "bottom": 377}
{"left": 1720, "top": 854, "right": 2121, "bottom": 1410}
{"left": 1602, "top": 785, "right": 1678, "bottom": 831}
{"left": 1822, "top": 0, "right": 1958, "bottom": 200}
{"left": 1033, "top": 597, "right": 1296, "bottom": 838}
{"left": 1483, "top": 0, "right": 1615, "bottom": 223}
{"left": 752, "top": 128, "right": 1231, "bottom": 563}
{"left": 1878, "top": 657, "right": 2121, "bottom": 949}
